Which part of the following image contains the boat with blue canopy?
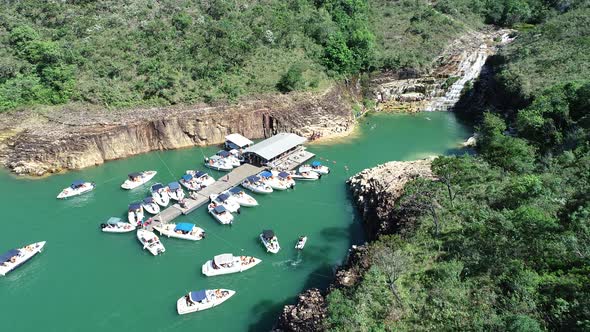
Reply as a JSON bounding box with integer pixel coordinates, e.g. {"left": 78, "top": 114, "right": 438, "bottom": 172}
{"left": 177, "top": 289, "right": 236, "bottom": 315}
{"left": 224, "top": 187, "right": 258, "bottom": 207}
{"left": 216, "top": 150, "right": 241, "bottom": 167}
{"left": 128, "top": 202, "right": 144, "bottom": 225}
{"left": 153, "top": 222, "right": 205, "bottom": 241}
{"left": 101, "top": 217, "right": 135, "bottom": 233}
{"left": 210, "top": 193, "right": 240, "bottom": 213}
{"left": 57, "top": 180, "right": 95, "bottom": 199}
{"left": 0, "top": 241, "right": 46, "bottom": 276}
{"left": 121, "top": 170, "right": 157, "bottom": 189}
{"left": 166, "top": 182, "right": 185, "bottom": 201}
{"left": 150, "top": 183, "right": 170, "bottom": 207}
{"left": 242, "top": 175, "right": 273, "bottom": 194}
{"left": 141, "top": 196, "right": 160, "bottom": 215}
{"left": 179, "top": 173, "right": 200, "bottom": 191}
{"left": 185, "top": 170, "right": 216, "bottom": 189}
{"left": 260, "top": 229, "right": 280, "bottom": 254}
{"left": 202, "top": 253, "right": 261, "bottom": 277}
{"left": 204, "top": 155, "right": 233, "bottom": 172}
{"left": 300, "top": 161, "right": 330, "bottom": 175}
{"left": 259, "top": 170, "right": 294, "bottom": 191}
{"left": 208, "top": 203, "right": 234, "bottom": 225}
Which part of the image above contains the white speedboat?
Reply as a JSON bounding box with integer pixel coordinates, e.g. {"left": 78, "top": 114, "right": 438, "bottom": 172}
{"left": 101, "top": 217, "right": 136, "bottom": 233}
{"left": 295, "top": 236, "right": 308, "bottom": 250}
{"left": 166, "top": 182, "right": 185, "bottom": 201}
{"left": 292, "top": 167, "right": 320, "bottom": 181}
{"left": 242, "top": 176, "right": 273, "bottom": 194}
{"left": 128, "top": 202, "right": 144, "bottom": 225}
{"left": 210, "top": 193, "right": 241, "bottom": 213}
{"left": 202, "top": 253, "right": 261, "bottom": 277}
{"left": 137, "top": 229, "right": 165, "bottom": 256}
{"left": 259, "top": 171, "right": 292, "bottom": 191}
{"left": 192, "top": 170, "right": 216, "bottom": 187}
{"left": 153, "top": 223, "right": 205, "bottom": 241}
{"left": 217, "top": 150, "right": 241, "bottom": 167}
{"left": 57, "top": 180, "right": 95, "bottom": 199}
{"left": 302, "top": 161, "right": 330, "bottom": 174}
{"left": 260, "top": 230, "right": 280, "bottom": 254}
{"left": 179, "top": 174, "right": 200, "bottom": 191}
{"left": 150, "top": 183, "right": 170, "bottom": 207}
{"left": 142, "top": 197, "right": 160, "bottom": 215}
{"left": 208, "top": 203, "right": 234, "bottom": 225}
{"left": 177, "top": 289, "right": 236, "bottom": 315}
{"left": 226, "top": 187, "right": 258, "bottom": 207}
{"left": 0, "top": 241, "right": 46, "bottom": 276}
{"left": 120, "top": 171, "right": 157, "bottom": 190}
{"left": 204, "top": 155, "right": 233, "bottom": 172}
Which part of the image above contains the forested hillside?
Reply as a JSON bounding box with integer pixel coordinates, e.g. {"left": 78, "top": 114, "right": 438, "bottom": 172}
{"left": 0, "top": 0, "right": 375, "bottom": 111}
{"left": 0, "top": 0, "right": 571, "bottom": 112}
{"left": 327, "top": 3, "right": 590, "bottom": 331}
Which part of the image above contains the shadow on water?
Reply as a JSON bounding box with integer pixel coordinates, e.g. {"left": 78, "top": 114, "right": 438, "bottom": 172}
{"left": 247, "top": 190, "right": 366, "bottom": 331}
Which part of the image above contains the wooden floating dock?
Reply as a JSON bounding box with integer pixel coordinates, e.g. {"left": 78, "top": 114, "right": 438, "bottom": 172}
{"left": 153, "top": 164, "right": 263, "bottom": 224}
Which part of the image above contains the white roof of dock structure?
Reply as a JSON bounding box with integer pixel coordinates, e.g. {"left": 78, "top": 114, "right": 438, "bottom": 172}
{"left": 243, "top": 133, "right": 307, "bottom": 161}
{"left": 225, "top": 133, "right": 254, "bottom": 148}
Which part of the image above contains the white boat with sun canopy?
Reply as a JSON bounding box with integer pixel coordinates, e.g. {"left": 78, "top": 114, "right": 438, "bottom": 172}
{"left": 226, "top": 187, "right": 258, "bottom": 207}
{"left": 210, "top": 193, "right": 241, "bottom": 213}
{"left": 150, "top": 183, "right": 170, "bottom": 207}
{"left": 153, "top": 222, "right": 205, "bottom": 241}
{"left": 100, "top": 217, "right": 136, "bottom": 233}
{"left": 299, "top": 161, "right": 330, "bottom": 174}
{"left": 242, "top": 175, "right": 273, "bottom": 194}
{"left": 128, "top": 202, "right": 144, "bottom": 225}
{"left": 0, "top": 241, "right": 46, "bottom": 276}
{"left": 204, "top": 155, "right": 233, "bottom": 172}
{"left": 121, "top": 171, "right": 157, "bottom": 189}
{"left": 179, "top": 174, "right": 200, "bottom": 191}
{"left": 202, "top": 253, "right": 261, "bottom": 277}
{"left": 141, "top": 197, "right": 160, "bottom": 215}
{"left": 260, "top": 229, "right": 280, "bottom": 254}
{"left": 166, "top": 182, "right": 185, "bottom": 201}
{"left": 57, "top": 180, "right": 95, "bottom": 199}
{"left": 208, "top": 204, "right": 234, "bottom": 225}
{"left": 177, "top": 289, "right": 236, "bottom": 315}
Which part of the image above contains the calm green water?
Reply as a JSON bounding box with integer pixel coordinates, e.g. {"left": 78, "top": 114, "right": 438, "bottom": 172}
{"left": 0, "top": 112, "right": 469, "bottom": 331}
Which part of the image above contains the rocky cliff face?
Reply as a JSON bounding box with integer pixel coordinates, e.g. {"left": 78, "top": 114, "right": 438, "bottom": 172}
{"left": 347, "top": 158, "right": 436, "bottom": 239}
{"left": 273, "top": 289, "right": 327, "bottom": 332}
{"left": 370, "top": 28, "right": 514, "bottom": 113}
{"left": 0, "top": 85, "right": 355, "bottom": 176}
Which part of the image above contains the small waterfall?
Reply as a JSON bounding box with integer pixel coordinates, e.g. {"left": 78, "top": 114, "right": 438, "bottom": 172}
{"left": 423, "top": 45, "right": 489, "bottom": 112}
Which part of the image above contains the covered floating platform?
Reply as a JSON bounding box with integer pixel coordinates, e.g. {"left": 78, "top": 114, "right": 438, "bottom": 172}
{"left": 242, "top": 133, "right": 314, "bottom": 169}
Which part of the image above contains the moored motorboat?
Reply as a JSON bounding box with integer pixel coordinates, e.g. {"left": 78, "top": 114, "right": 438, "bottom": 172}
{"left": 259, "top": 171, "right": 292, "bottom": 191}
{"left": 260, "top": 229, "right": 280, "bottom": 254}
{"left": 295, "top": 236, "right": 308, "bottom": 250}
{"left": 210, "top": 193, "right": 240, "bottom": 213}
{"left": 167, "top": 182, "right": 185, "bottom": 201}
{"left": 142, "top": 197, "right": 160, "bottom": 215}
{"left": 101, "top": 217, "right": 136, "bottom": 233}
{"left": 301, "top": 161, "right": 330, "bottom": 174}
{"left": 0, "top": 241, "right": 46, "bottom": 276}
{"left": 137, "top": 229, "right": 165, "bottom": 256}
{"left": 186, "top": 170, "right": 216, "bottom": 189}
{"left": 208, "top": 204, "right": 234, "bottom": 225}
{"left": 150, "top": 183, "right": 170, "bottom": 207}
{"left": 177, "top": 289, "right": 236, "bottom": 315}
{"left": 217, "top": 150, "right": 241, "bottom": 167}
{"left": 120, "top": 171, "right": 157, "bottom": 190}
{"left": 226, "top": 187, "right": 258, "bottom": 207}
{"left": 204, "top": 155, "right": 233, "bottom": 172}
{"left": 202, "top": 253, "right": 261, "bottom": 277}
{"left": 179, "top": 174, "right": 200, "bottom": 191}
{"left": 242, "top": 175, "right": 273, "bottom": 194}
{"left": 57, "top": 180, "right": 95, "bottom": 199}
{"left": 153, "top": 222, "right": 205, "bottom": 241}
{"left": 128, "top": 202, "right": 144, "bottom": 225}
{"left": 292, "top": 167, "right": 320, "bottom": 181}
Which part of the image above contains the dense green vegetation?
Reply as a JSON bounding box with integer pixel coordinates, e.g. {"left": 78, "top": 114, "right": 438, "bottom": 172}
{"left": 0, "top": 0, "right": 375, "bottom": 111}
{"left": 0, "top": 0, "right": 576, "bottom": 112}
{"left": 326, "top": 4, "right": 590, "bottom": 331}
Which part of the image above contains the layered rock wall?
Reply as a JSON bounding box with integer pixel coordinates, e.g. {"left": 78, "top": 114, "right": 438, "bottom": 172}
{"left": 0, "top": 85, "right": 356, "bottom": 176}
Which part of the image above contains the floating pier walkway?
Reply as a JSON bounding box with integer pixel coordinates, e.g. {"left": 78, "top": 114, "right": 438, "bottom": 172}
{"left": 153, "top": 164, "right": 263, "bottom": 224}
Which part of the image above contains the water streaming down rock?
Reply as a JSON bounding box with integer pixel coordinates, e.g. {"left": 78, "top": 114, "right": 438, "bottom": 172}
{"left": 371, "top": 29, "right": 515, "bottom": 113}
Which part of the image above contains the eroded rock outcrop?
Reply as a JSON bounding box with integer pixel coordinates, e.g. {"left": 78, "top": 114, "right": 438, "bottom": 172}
{"left": 347, "top": 158, "right": 436, "bottom": 239}
{"left": 0, "top": 85, "right": 355, "bottom": 176}
{"left": 273, "top": 288, "right": 327, "bottom": 332}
